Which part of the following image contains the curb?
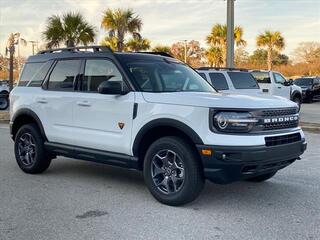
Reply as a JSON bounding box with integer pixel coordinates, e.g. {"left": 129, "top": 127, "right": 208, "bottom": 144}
{"left": 0, "top": 111, "right": 9, "bottom": 122}
{"left": 300, "top": 122, "right": 320, "bottom": 133}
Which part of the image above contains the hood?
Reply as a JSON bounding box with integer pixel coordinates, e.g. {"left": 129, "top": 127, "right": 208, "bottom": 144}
{"left": 142, "top": 91, "right": 297, "bottom": 109}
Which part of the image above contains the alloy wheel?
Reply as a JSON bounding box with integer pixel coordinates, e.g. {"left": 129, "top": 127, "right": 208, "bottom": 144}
{"left": 18, "top": 133, "right": 36, "bottom": 166}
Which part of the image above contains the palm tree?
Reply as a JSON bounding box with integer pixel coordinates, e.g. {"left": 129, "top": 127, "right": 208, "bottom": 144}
{"left": 206, "top": 24, "right": 246, "bottom": 66}
{"left": 152, "top": 45, "right": 172, "bottom": 55}
{"left": 100, "top": 36, "right": 118, "bottom": 51}
{"left": 205, "top": 47, "right": 223, "bottom": 67}
{"left": 256, "top": 30, "right": 285, "bottom": 70}
{"left": 43, "top": 12, "right": 96, "bottom": 48}
{"left": 101, "top": 8, "right": 142, "bottom": 52}
{"left": 126, "top": 38, "right": 150, "bottom": 51}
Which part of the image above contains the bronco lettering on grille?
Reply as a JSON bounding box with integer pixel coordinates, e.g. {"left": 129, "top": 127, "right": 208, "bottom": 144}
{"left": 263, "top": 115, "right": 299, "bottom": 124}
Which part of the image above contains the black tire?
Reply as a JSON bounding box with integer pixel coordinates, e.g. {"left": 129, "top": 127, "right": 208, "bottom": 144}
{"left": 292, "top": 96, "right": 301, "bottom": 111}
{"left": 245, "top": 172, "right": 276, "bottom": 182}
{"left": 14, "top": 123, "right": 51, "bottom": 174}
{"left": 0, "top": 96, "right": 9, "bottom": 110}
{"left": 143, "top": 136, "right": 204, "bottom": 206}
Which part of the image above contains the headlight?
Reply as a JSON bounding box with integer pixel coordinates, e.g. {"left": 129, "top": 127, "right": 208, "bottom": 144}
{"left": 213, "top": 111, "right": 258, "bottom": 133}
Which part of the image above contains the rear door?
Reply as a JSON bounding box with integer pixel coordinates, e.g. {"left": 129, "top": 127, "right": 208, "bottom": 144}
{"left": 72, "top": 58, "right": 135, "bottom": 155}
{"left": 38, "top": 59, "right": 81, "bottom": 145}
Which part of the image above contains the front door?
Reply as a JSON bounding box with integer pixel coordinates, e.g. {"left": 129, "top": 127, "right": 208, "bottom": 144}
{"left": 72, "top": 58, "right": 135, "bottom": 155}
{"left": 272, "top": 72, "right": 291, "bottom": 99}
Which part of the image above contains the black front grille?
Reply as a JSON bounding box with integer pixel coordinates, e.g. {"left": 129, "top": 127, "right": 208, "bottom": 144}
{"left": 263, "top": 121, "right": 299, "bottom": 131}
{"left": 261, "top": 108, "right": 298, "bottom": 117}
{"left": 265, "top": 133, "right": 301, "bottom": 146}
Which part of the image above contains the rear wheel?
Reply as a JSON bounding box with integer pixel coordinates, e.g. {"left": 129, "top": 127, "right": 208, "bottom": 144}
{"left": 14, "top": 124, "right": 51, "bottom": 174}
{"left": 143, "top": 136, "right": 204, "bottom": 206}
{"left": 245, "top": 172, "right": 276, "bottom": 182}
{"left": 0, "top": 96, "right": 9, "bottom": 110}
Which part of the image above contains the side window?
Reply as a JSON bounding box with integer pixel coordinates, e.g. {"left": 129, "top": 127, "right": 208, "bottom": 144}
{"left": 251, "top": 72, "right": 271, "bottom": 84}
{"left": 209, "top": 73, "right": 229, "bottom": 90}
{"left": 198, "top": 72, "right": 207, "bottom": 80}
{"left": 274, "top": 73, "right": 286, "bottom": 84}
{"left": 19, "top": 61, "right": 52, "bottom": 87}
{"left": 83, "top": 59, "right": 124, "bottom": 92}
{"left": 47, "top": 60, "right": 81, "bottom": 91}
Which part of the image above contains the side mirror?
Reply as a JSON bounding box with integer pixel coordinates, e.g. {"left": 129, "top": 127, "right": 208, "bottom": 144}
{"left": 283, "top": 80, "right": 292, "bottom": 86}
{"left": 98, "top": 81, "right": 127, "bottom": 95}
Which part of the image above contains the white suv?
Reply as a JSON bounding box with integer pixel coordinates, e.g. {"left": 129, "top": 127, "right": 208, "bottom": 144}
{"left": 198, "top": 68, "right": 302, "bottom": 110}
{"left": 10, "top": 46, "right": 307, "bottom": 206}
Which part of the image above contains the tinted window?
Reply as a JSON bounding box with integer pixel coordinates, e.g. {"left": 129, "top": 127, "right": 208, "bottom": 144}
{"left": 294, "top": 78, "right": 313, "bottom": 86}
{"left": 126, "top": 61, "right": 214, "bottom": 93}
{"left": 274, "top": 73, "right": 286, "bottom": 84}
{"left": 19, "top": 62, "right": 52, "bottom": 87}
{"left": 198, "top": 72, "right": 207, "bottom": 80}
{"left": 251, "top": 72, "right": 271, "bottom": 84}
{"left": 228, "top": 72, "right": 260, "bottom": 89}
{"left": 83, "top": 59, "right": 124, "bottom": 92}
{"left": 47, "top": 60, "right": 81, "bottom": 91}
{"left": 209, "top": 73, "right": 229, "bottom": 90}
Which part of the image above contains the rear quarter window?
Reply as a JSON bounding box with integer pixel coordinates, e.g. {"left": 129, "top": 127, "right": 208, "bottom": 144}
{"left": 19, "top": 61, "right": 52, "bottom": 87}
{"left": 251, "top": 72, "right": 271, "bottom": 84}
{"left": 228, "top": 72, "right": 260, "bottom": 89}
{"left": 208, "top": 73, "right": 229, "bottom": 90}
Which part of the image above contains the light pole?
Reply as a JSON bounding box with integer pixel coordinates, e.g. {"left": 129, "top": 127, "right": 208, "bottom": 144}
{"left": 183, "top": 40, "right": 188, "bottom": 63}
{"left": 226, "top": 0, "right": 235, "bottom": 68}
{"left": 28, "top": 41, "right": 38, "bottom": 55}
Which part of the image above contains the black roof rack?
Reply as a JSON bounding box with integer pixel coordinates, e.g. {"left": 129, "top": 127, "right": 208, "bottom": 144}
{"left": 197, "top": 67, "right": 248, "bottom": 72}
{"left": 136, "top": 52, "right": 174, "bottom": 58}
{"left": 38, "top": 45, "right": 113, "bottom": 55}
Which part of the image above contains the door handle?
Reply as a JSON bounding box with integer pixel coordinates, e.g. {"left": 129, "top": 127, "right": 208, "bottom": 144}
{"left": 36, "top": 98, "right": 48, "bottom": 104}
{"left": 77, "top": 101, "right": 91, "bottom": 107}
{"left": 277, "top": 86, "right": 282, "bottom": 89}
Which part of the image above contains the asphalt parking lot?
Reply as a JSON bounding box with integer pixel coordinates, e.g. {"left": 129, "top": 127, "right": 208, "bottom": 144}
{"left": 300, "top": 100, "right": 320, "bottom": 124}
{"left": 0, "top": 124, "right": 319, "bottom": 240}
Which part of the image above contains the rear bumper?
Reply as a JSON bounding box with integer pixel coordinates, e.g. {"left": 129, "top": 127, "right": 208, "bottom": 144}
{"left": 197, "top": 140, "right": 307, "bottom": 184}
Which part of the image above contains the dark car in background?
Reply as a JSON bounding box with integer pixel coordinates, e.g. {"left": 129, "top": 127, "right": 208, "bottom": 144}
{"left": 294, "top": 77, "right": 320, "bottom": 103}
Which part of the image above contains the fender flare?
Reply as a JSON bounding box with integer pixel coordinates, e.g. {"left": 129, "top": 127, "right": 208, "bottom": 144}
{"left": 132, "top": 118, "right": 204, "bottom": 156}
{"left": 291, "top": 90, "right": 302, "bottom": 101}
{"left": 11, "top": 108, "right": 47, "bottom": 140}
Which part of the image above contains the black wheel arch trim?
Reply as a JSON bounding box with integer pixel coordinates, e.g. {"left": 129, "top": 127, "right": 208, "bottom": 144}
{"left": 291, "top": 90, "right": 302, "bottom": 100}
{"left": 132, "top": 118, "right": 204, "bottom": 156}
{"left": 11, "top": 108, "right": 47, "bottom": 141}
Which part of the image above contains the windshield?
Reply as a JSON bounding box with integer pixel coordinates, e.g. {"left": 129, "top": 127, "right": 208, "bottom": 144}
{"left": 126, "top": 61, "right": 215, "bottom": 93}
{"left": 295, "top": 78, "right": 313, "bottom": 86}
{"left": 228, "top": 72, "right": 260, "bottom": 89}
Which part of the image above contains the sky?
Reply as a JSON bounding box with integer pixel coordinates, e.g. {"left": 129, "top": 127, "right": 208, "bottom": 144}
{"left": 0, "top": 0, "right": 319, "bottom": 58}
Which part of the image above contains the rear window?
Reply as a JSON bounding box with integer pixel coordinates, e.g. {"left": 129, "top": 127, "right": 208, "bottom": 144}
{"left": 228, "top": 72, "right": 260, "bottom": 89}
{"left": 19, "top": 61, "right": 52, "bottom": 87}
{"left": 209, "top": 73, "right": 229, "bottom": 90}
{"left": 251, "top": 72, "right": 271, "bottom": 84}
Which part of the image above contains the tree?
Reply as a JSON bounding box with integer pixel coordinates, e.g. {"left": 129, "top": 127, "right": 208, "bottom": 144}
{"left": 101, "top": 8, "right": 142, "bottom": 52}
{"left": 249, "top": 49, "right": 288, "bottom": 67}
{"left": 234, "top": 47, "right": 249, "bottom": 66}
{"left": 256, "top": 30, "right": 285, "bottom": 70}
{"left": 171, "top": 40, "right": 204, "bottom": 67}
{"left": 43, "top": 12, "right": 96, "bottom": 48}
{"left": 205, "top": 47, "right": 223, "bottom": 67}
{"left": 126, "top": 37, "right": 150, "bottom": 51}
{"left": 100, "top": 36, "right": 118, "bottom": 51}
{"left": 152, "top": 45, "right": 172, "bottom": 55}
{"left": 206, "top": 24, "right": 246, "bottom": 65}
{"left": 293, "top": 42, "right": 320, "bottom": 64}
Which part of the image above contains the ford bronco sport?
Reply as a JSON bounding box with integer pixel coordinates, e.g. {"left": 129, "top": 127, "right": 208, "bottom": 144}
{"left": 10, "top": 46, "right": 307, "bottom": 206}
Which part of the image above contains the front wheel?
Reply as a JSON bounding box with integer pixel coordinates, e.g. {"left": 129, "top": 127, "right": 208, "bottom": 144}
{"left": 143, "top": 137, "right": 204, "bottom": 206}
{"left": 14, "top": 124, "right": 51, "bottom": 174}
{"left": 245, "top": 172, "right": 277, "bottom": 182}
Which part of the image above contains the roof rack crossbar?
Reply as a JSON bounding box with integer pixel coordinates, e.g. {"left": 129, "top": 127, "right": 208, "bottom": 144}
{"left": 197, "top": 67, "right": 248, "bottom": 72}
{"left": 38, "top": 45, "right": 113, "bottom": 54}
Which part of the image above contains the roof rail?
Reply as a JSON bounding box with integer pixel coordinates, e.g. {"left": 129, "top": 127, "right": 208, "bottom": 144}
{"left": 38, "top": 45, "right": 113, "bottom": 54}
{"left": 197, "top": 67, "right": 249, "bottom": 72}
{"left": 136, "top": 52, "right": 174, "bottom": 58}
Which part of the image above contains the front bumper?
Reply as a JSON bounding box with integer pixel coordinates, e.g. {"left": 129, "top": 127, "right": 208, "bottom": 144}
{"left": 197, "top": 140, "right": 307, "bottom": 184}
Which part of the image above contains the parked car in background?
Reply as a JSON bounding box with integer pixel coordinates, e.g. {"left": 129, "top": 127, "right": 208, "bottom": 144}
{"left": 250, "top": 70, "right": 302, "bottom": 109}
{"left": 294, "top": 77, "right": 320, "bottom": 103}
{"left": 0, "top": 80, "right": 10, "bottom": 110}
{"left": 197, "top": 68, "right": 302, "bottom": 110}
{"left": 197, "top": 67, "right": 261, "bottom": 95}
